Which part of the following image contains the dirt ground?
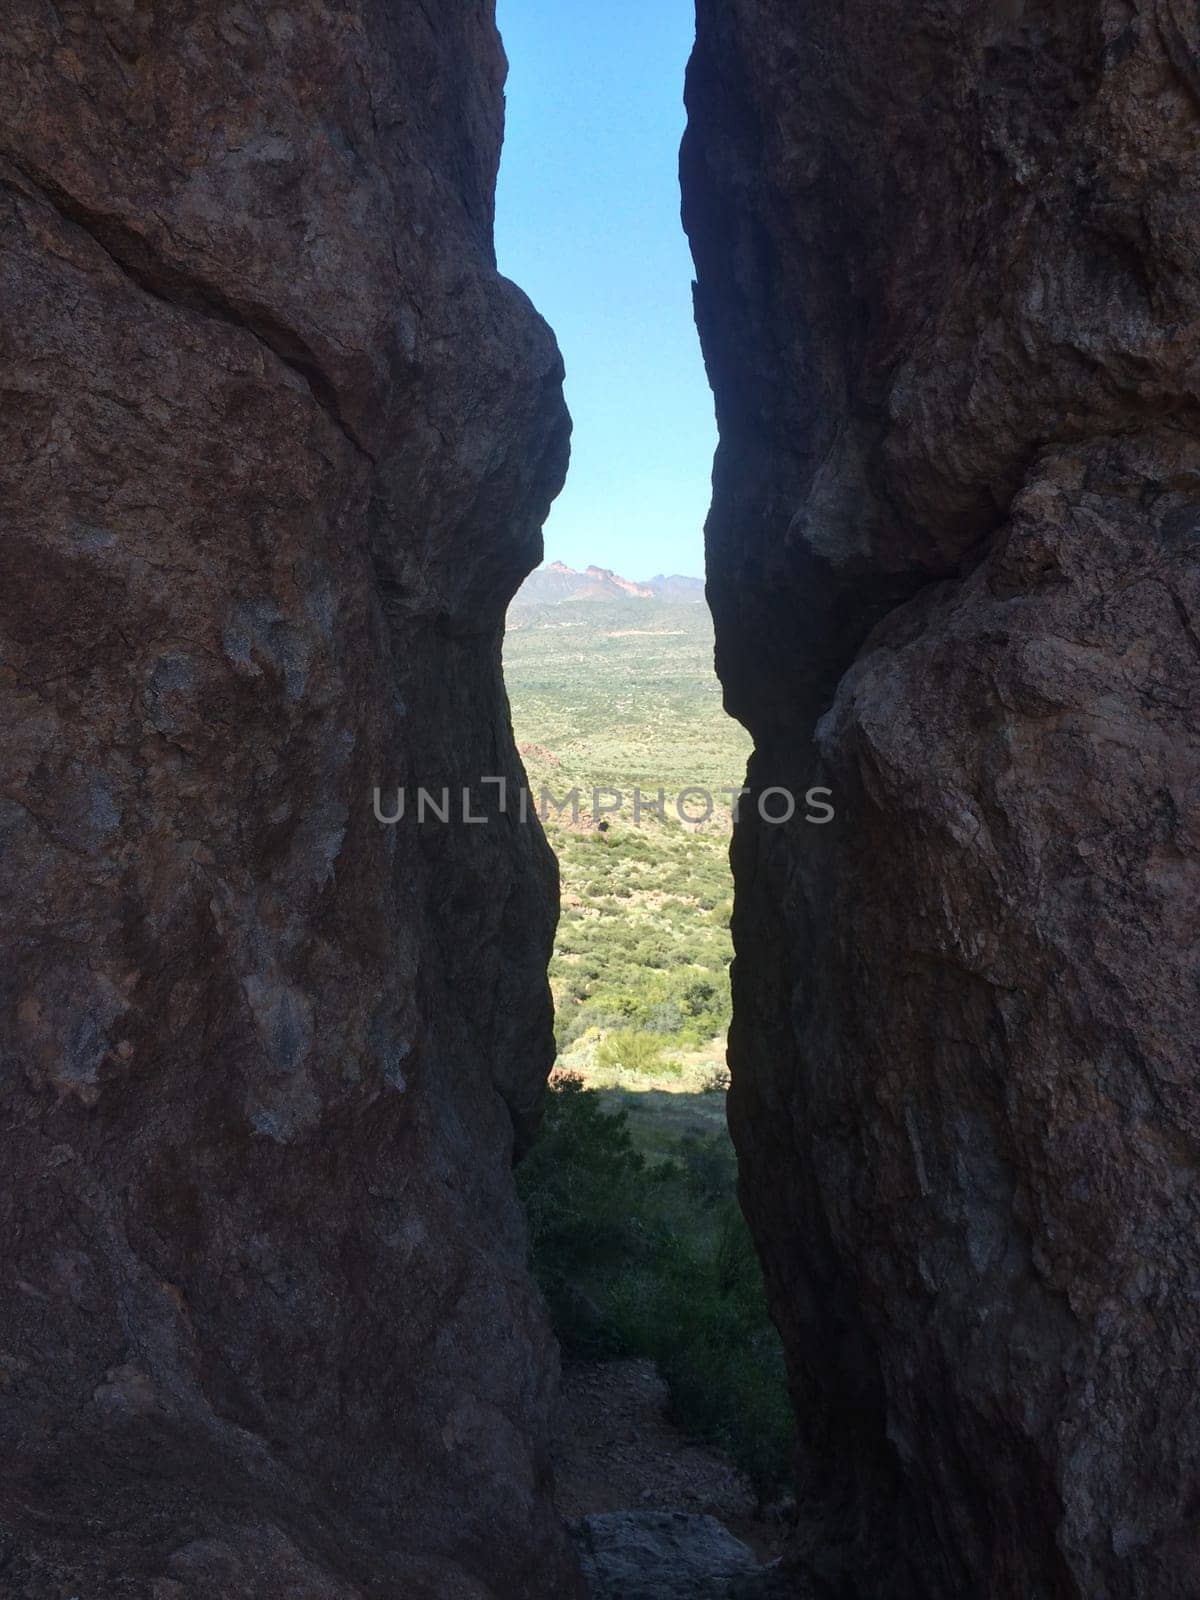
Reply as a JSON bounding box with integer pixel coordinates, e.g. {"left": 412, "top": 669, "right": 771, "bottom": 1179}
{"left": 553, "top": 1357, "right": 787, "bottom": 1561}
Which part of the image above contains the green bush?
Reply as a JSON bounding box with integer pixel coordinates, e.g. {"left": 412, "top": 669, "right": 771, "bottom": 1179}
{"left": 518, "top": 1075, "right": 649, "bottom": 1349}
{"left": 681, "top": 978, "right": 718, "bottom": 1017}
{"left": 646, "top": 999, "right": 685, "bottom": 1034}
{"left": 676, "top": 1131, "right": 736, "bottom": 1206}
{"left": 595, "top": 1029, "right": 666, "bottom": 1075}
{"left": 517, "top": 1077, "right": 794, "bottom": 1500}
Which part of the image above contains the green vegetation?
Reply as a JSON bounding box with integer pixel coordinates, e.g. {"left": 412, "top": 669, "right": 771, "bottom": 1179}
{"left": 504, "top": 597, "right": 749, "bottom": 1073}
{"left": 504, "top": 592, "right": 793, "bottom": 1500}
{"left": 504, "top": 597, "right": 748, "bottom": 798}
{"left": 517, "top": 1075, "right": 793, "bottom": 1499}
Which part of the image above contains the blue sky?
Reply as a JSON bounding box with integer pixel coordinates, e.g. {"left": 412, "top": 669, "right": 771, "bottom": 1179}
{"left": 495, "top": 0, "right": 714, "bottom": 581}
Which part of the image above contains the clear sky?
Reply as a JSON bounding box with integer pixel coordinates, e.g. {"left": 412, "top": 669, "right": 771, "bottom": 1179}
{"left": 495, "top": 0, "right": 715, "bottom": 582}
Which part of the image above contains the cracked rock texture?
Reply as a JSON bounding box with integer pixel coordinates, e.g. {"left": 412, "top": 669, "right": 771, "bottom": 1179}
{"left": 684, "top": 3, "right": 1200, "bottom": 1597}
{"left": 0, "top": 4, "right": 578, "bottom": 1597}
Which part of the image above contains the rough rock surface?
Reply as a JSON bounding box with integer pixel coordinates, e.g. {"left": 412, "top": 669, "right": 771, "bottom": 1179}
{"left": 684, "top": 3, "right": 1200, "bottom": 1597}
{"left": 0, "top": 5, "right": 579, "bottom": 1597}
{"left": 571, "top": 1511, "right": 773, "bottom": 1600}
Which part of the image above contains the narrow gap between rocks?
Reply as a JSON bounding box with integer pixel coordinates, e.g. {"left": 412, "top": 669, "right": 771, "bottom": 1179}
{"left": 495, "top": 4, "right": 800, "bottom": 1591}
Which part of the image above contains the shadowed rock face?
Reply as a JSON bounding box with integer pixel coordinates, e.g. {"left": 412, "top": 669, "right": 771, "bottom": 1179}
{"left": 0, "top": 4, "right": 579, "bottom": 1596}
{"left": 684, "top": 3, "right": 1200, "bottom": 1597}
{"left": 570, "top": 1511, "right": 765, "bottom": 1600}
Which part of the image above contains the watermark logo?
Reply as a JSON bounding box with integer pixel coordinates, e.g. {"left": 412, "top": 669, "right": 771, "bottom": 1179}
{"left": 371, "top": 780, "right": 835, "bottom": 827}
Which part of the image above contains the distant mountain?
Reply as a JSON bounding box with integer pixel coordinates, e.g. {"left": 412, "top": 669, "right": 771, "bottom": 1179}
{"left": 647, "top": 574, "right": 706, "bottom": 604}
{"left": 515, "top": 562, "right": 652, "bottom": 604}
{"left": 515, "top": 561, "right": 704, "bottom": 606}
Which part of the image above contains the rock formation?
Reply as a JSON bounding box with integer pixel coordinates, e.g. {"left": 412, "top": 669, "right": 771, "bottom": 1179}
{"left": 0, "top": 4, "right": 579, "bottom": 1596}
{"left": 571, "top": 1511, "right": 777, "bottom": 1600}
{"left": 684, "top": 3, "right": 1200, "bottom": 1597}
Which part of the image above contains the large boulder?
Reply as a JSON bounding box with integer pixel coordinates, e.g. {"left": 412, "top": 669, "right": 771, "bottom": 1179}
{"left": 571, "top": 1511, "right": 775, "bottom": 1600}
{"left": 0, "top": 4, "right": 578, "bottom": 1596}
{"left": 684, "top": 2, "right": 1200, "bottom": 1596}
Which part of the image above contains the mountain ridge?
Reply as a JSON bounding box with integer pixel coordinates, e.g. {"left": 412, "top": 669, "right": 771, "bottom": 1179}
{"left": 516, "top": 561, "right": 705, "bottom": 606}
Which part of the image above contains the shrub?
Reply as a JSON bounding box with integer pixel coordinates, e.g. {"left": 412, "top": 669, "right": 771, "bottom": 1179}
{"left": 645, "top": 999, "right": 684, "bottom": 1034}
{"left": 517, "top": 1075, "right": 647, "bottom": 1349}
{"left": 595, "top": 1029, "right": 665, "bottom": 1075}
{"left": 677, "top": 1132, "right": 736, "bottom": 1206}
{"left": 517, "top": 1077, "right": 794, "bottom": 1500}
{"left": 681, "top": 978, "right": 718, "bottom": 1017}
{"left": 699, "top": 1063, "right": 732, "bottom": 1095}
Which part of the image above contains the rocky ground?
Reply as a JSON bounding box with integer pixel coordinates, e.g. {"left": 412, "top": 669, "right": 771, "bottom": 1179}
{"left": 554, "top": 1359, "right": 785, "bottom": 1557}
{"left": 555, "top": 1359, "right": 802, "bottom": 1595}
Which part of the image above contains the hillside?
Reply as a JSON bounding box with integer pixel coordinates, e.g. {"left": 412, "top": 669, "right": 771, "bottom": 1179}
{"left": 505, "top": 594, "right": 746, "bottom": 802}
{"left": 504, "top": 591, "right": 752, "bottom": 1085}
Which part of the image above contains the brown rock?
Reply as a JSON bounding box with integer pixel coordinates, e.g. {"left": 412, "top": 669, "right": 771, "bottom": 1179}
{"left": 0, "top": 4, "right": 577, "bottom": 1597}
{"left": 684, "top": 3, "right": 1200, "bottom": 1596}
